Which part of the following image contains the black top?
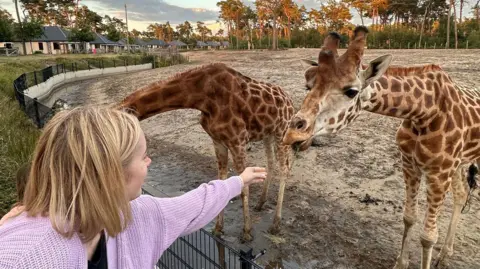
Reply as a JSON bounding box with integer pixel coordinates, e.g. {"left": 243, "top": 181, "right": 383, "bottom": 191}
{"left": 88, "top": 231, "right": 108, "bottom": 269}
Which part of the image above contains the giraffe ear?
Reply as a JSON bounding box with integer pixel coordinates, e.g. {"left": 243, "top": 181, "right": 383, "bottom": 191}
{"left": 361, "top": 54, "right": 393, "bottom": 86}
{"left": 300, "top": 59, "right": 318, "bottom": 69}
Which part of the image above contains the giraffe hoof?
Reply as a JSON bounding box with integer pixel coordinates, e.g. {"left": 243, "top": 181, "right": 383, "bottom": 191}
{"left": 241, "top": 231, "right": 254, "bottom": 243}
{"left": 432, "top": 256, "right": 449, "bottom": 269}
{"left": 392, "top": 260, "right": 408, "bottom": 269}
{"left": 254, "top": 203, "right": 265, "bottom": 212}
{"left": 211, "top": 227, "right": 224, "bottom": 238}
{"left": 268, "top": 225, "right": 281, "bottom": 235}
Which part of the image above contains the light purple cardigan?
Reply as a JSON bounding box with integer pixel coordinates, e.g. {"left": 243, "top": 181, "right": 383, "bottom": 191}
{"left": 0, "top": 176, "right": 243, "bottom": 269}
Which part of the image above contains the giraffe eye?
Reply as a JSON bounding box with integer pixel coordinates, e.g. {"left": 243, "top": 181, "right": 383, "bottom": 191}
{"left": 344, "top": 88, "right": 359, "bottom": 98}
{"left": 305, "top": 85, "right": 311, "bottom": 91}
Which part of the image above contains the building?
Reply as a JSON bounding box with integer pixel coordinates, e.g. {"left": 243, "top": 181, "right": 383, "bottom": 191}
{"left": 89, "top": 33, "right": 121, "bottom": 53}
{"left": 0, "top": 26, "right": 81, "bottom": 55}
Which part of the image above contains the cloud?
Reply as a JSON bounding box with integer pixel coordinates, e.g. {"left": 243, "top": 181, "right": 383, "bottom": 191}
{"left": 82, "top": 0, "right": 219, "bottom": 25}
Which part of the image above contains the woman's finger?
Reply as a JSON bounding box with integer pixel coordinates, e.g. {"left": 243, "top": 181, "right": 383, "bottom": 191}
{"left": 252, "top": 167, "right": 266, "bottom": 173}
{"left": 254, "top": 173, "right": 267, "bottom": 178}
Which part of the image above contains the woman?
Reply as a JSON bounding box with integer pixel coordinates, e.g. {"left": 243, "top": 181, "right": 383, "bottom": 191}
{"left": 0, "top": 106, "right": 266, "bottom": 268}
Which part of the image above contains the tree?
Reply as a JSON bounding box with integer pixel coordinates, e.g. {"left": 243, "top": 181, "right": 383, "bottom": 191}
{"left": 0, "top": 8, "right": 15, "bottom": 42}
{"left": 256, "top": 0, "right": 283, "bottom": 50}
{"left": 103, "top": 15, "right": 126, "bottom": 42}
{"left": 196, "top": 21, "right": 212, "bottom": 42}
{"left": 176, "top": 21, "right": 194, "bottom": 42}
{"left": 243, "top": 6, "right": 257, "bottom": 49}
{"left": 75, "top": 6, "right": 103, "bottom": 32}
{"left": 452, "top": 0, "right": 458, "bottom": 48}
{"left": 321, "top": 0, "right": 352, "bottom": 34}
{"left": 281, "top": 0, "right": 301, "bottom": 47}
{"left": 475, "top": 0, "right": 480, "bottom": 28}
{"left": 15, "top": 18, "right": 43, "bottom": 53}
{"left": 69, "top": 26, "right": 95, "bottom": 52}
{"left": 131, "top": 29, "right": 141, "bottom": 38}
{"left": 446, "top": 0, "right": 452, "bottom": 48}
{"left": 217, "top": 0, "right": 235, "bottom": 46}
{"left": 15, "top": 0, "right": 27, "bottom": 54}
{"left": 344, "top": 0, "right": 369, "bottom": 25}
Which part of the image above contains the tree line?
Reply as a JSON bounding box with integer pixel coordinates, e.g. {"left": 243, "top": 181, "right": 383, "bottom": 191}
{"left": 1, "top": 0, "right": 480, "bottom": 50}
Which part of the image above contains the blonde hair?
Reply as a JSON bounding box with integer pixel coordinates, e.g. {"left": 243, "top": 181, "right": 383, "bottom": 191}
{"left": 23, "top": 105, "right": 142, "bottom": 242}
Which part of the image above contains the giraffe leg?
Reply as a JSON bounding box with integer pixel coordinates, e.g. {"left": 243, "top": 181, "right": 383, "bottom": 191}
{"left": 268, "top": 143, "right": 291, "bottom": 235}
{"left": 433, "top": 165, "right": 468, "bottom": 268}
{"left": 419, "top": 171, "right": 452, "bottom": 269}
{"left": 394, "top": 157, "right": 421, "bottom": 269}
{"left": 255, "top": 136, "right": 275, "bottom": 211}
{"left": 230, "top": 144, "right": 253, "bottom": 242}
{"left": 212, "top": 141, "right": 229, "bottom": 237}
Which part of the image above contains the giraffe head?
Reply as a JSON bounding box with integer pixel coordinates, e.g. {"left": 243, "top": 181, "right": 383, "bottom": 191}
{"left": 284, "top": 26, "right": 393, "bottom": 150}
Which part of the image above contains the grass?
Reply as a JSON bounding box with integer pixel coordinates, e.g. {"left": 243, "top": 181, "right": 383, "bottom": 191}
{"left": 0, "top": 60, "right": 42, "bottom": 216}
{"left": 0, "top": 53, "right": 168, "bottom": 217}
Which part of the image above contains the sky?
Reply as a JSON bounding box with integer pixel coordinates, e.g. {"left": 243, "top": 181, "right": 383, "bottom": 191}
{"left": 0, "top": 0, "right": 475, "bottom": 34}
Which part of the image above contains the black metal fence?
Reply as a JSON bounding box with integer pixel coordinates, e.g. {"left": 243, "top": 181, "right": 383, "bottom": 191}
{"left": 142, "top": 188, "right": 265, "bottom": 269}
{"left": 12, "top": 55, "right": 174, "bottom": 128}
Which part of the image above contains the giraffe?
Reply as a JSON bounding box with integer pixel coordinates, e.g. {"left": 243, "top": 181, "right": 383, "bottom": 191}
{"left": 282, "top": 25, "right": 480, "bottom": 269}
{"left": 115, "top": 62, "right": 296, "bottom": 242}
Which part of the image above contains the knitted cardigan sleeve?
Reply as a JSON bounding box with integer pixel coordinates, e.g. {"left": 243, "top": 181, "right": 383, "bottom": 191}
{"left": 134, "top": 175, "right": 243, "bottom": 254}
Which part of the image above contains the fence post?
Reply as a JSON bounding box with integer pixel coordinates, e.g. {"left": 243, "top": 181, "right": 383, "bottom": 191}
{"left": 134, "top": 57, "right": 137, "bottom": 65}
{"left": 239, "top": 249, "right": 253, "bottom": 269}
{"left": 34, "top": 71, "right": 38, "bottom": 85}
{"left": 33, "top": 98, "right": 42, "bottom": 128}
{"left": 466, "top": 40, "right": 469, "bottom": 49}
{"left": 75, "top": 62, "right": 78, "bottom": 72}
{"left": 113, "top": 59, "right": 116, "bottom": 68}
{"left": 424, "top": 42, "right": 426, "bottom": 49}
{"left": 434, "top": 43, "right": 436, "bottom": 49}
{"left": 88, "top": 60, "right": 90, "bottom": 70}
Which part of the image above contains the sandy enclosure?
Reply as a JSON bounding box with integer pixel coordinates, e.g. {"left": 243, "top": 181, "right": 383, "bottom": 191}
{"left": 57, "top": 48, "right": 480, "bottom": 268}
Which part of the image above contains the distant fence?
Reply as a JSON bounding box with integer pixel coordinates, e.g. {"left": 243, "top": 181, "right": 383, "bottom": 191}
{"left": 13, "top": 53, "right": 189, "bottom": 128}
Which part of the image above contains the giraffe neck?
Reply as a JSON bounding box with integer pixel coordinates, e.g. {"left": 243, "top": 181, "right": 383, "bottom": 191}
{"left": 362, "top": 69, "right": 458, "bottom": 125}
{"left": 117, "top": 65, "right": 224, "bottom": 120}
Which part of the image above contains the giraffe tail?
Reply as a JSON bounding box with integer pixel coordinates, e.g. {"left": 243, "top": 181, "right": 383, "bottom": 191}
{"left": 467, "top": 163, "right": 479, "bottom": 190}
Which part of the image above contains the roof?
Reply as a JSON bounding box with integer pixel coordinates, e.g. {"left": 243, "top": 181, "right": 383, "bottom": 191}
{"left": 90, "top": 33, "right": 118, "bottom": 45}
{"left": 196, "top": 41, "right": 208, "bottom": 47}
{"left": 147, "top": 39, "right": 167, "bottom": 46}
{"left": 206, "top": 41, "right": 220, "bottom": 47}
{"left": 169, "top": 40, "right": 187, "bottom": 46}
{"left": 133, "top": 38, "right": 148, "bottom": 46}
{"left": 118, "top": 38, "right": 140, "bottom": 47}
{"left": 32, "top": 26, "right": 70, "bottom": 42}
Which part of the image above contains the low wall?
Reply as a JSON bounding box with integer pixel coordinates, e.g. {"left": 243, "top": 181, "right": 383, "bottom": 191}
{"left": 24, "top": 63, "right": 152, "bottom": 101}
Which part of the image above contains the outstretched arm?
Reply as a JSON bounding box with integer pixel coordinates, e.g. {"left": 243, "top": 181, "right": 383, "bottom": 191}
{"left": 130, "top": 167, "right": 266, "bottom": 258}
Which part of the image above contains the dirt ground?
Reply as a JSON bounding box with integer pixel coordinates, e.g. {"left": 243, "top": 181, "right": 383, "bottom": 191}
{"left": 57, "top": 48, "right": 480, "bottom": 269}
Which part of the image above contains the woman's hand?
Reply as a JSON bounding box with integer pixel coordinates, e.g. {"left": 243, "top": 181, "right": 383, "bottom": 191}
{"left": 239, "top": 167, "right": 267, "bottom": 187}
{"left": 0, "top": 205, "right": 24, "bottom": 226}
